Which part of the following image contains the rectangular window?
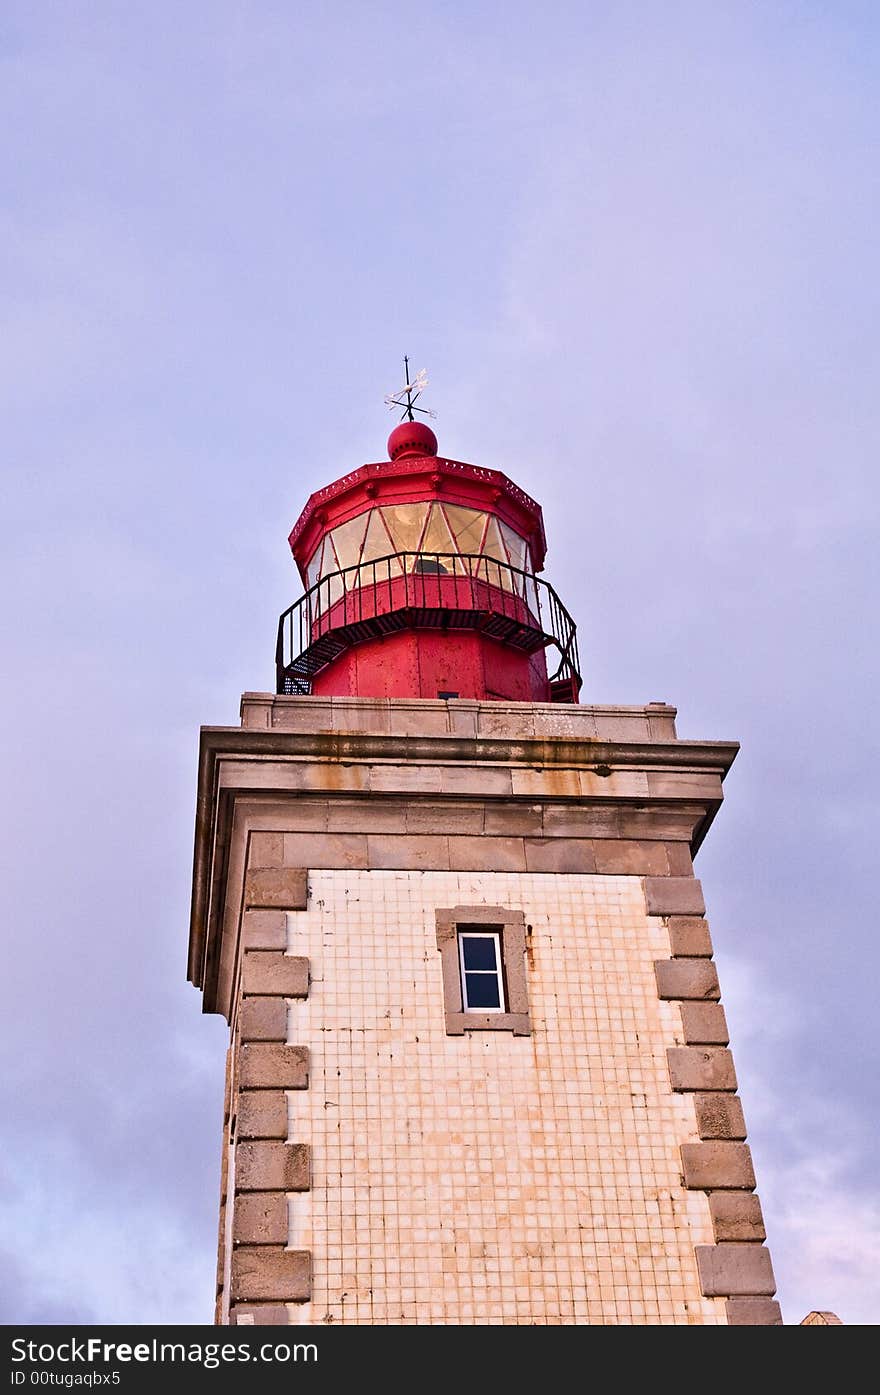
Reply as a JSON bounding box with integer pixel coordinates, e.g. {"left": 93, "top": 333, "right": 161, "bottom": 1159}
{"left": 435, "top": 905, "right": 530, "bottom": 1035}
{"left": 458, "top": 930, "right": 504, "bottom": 1012}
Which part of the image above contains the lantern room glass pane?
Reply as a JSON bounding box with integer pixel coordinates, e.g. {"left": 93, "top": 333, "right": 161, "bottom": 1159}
{"left": 379, "top": 503, "right": 428, "bottom": 554}
{"left": 419, "top": 502, "right": 456, "bottom": 558}
{"left": 325, "top": 570, "right": 344, "bottom": 607}
{"left": 360, "top": 508, "right": 396, "bottom": 564}
{"left": 321, "top": 533, "right": 340, "bottom": 577}
{"left": 482, "top": 516, "right": 516, "bottom": 590}
{"left": 329, "top": 512, "right": 369, "bottom": 570}
{"left": 482, "top": 515, "right": 507, "bottom": 562}
{"left": 443, "top": 504, "right": 487, "bottom": 555}
{"left": 355, "top": 553, "right": 403, "bottom": 585}
{"left": 499, "top": 520, "right": 528, "bottom": 574}
{"left": 306, "top": 540, "right": 324, "bottom": 589}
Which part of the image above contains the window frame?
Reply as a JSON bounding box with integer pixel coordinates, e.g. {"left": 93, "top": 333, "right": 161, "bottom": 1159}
{"left": 458, "top": 929, "right": 505, "bottom": 1013}
{"left": 435, "top": 905, "right": 530, "bottom": 1036}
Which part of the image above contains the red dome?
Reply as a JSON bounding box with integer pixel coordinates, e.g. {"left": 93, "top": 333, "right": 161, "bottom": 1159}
{"left": 387, "top": 420, "right": 438, "bottom": 461}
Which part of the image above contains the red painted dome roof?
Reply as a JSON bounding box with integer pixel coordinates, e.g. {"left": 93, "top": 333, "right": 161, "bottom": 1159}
{"left": 387, "top": 420, "right": 438, "bottom": 461}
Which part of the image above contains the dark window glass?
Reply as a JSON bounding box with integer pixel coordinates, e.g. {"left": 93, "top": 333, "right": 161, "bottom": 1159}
{"left": 462, "top": 937, "right": 498, "bottom": 971}
{"left": 464, "top": 972, "right": 501, "bottom": 1008}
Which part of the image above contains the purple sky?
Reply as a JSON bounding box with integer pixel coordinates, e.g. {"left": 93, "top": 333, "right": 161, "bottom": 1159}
{"left": 2, "top": 2, "right": 877, "bottom": 1325}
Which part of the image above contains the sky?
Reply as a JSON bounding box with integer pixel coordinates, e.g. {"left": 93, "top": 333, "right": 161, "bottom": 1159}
{"left": 1, "top": 0, "right": 877, "bottom": 1326}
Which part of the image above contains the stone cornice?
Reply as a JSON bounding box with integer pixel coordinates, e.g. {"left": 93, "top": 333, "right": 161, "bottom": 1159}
{"left": 188, "top": 700, "right": 738, "bottom": 1012}
{"left": 196, "top": 723, "right": 739, "bottom": 775}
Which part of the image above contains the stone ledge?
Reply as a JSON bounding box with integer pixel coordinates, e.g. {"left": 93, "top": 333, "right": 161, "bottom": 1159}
{"left": 726, "top": 1298, "right": 783, "bottom": 1326}
{"left": 694, "top": 1093, "right": 747, "bottom": 1140}
{"left": 666, "top": 916, "right": 714, "bottom": 957}
{"left": 681, "top": 1142, "right": 755, "bottom": 1190}
{"left": 241, "top": 953, "right": 309, "bottom": 998}
{"left": 709, "top": 1191, "right": 766, "bottom": 1242}
{"left": 231, "top": 1247, "right": 311, "bottom": 1303}
{"left": 231, "top": 1304, "right": 290, "bottom": 1326}
{"left": 239, "top": 1044, "right": 309, "bottom": 1090}
{"left": 668, "top": 1047, "right": 737, "bottom": 1092}
{"left": 443, "top": 1011, "right": 531, "bottom": 1037}
{"left": 236, "top": 1090, "right": 289, "bottom": 1139}
{"left": 654, "top": 959, "right": 720, "bottom": 1001}
{"left": 244, "top": 868, "right": 308, "bottom": 910}
{"left": 644, "top": 877, "right": 706, "bottom": 917}
{"left": 235, "top": 1142, "right": 310, "bottom": 1192}
{"left": 242, "top": 911, "right": 288, "bottom": 951}
{"left": 232, "top": 1193, "right": 288, "bottom": 1245}
{"left": 695, "top": 1244, "right": 776, "bottom": 1297}
{"left": 239, "top": 997, "right": 288, "bottom": 1042}
{"left": 679, "top": 1002, "right": 729, "bottom": 1044}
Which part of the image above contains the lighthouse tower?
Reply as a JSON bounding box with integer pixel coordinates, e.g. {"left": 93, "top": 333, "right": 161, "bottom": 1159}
{"left": 188, "top": 398, "right": 781, "bottom": 1326}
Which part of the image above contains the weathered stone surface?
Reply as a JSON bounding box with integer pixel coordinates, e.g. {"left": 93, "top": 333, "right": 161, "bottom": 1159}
{"left": 241, "top": 953, "right": 309, "bottom": 998}
{"left": 665, "top": 843, "right": 694, "bottom": 876}
{"left": 695, "top": 1244, "right": 776, "bottom": 1297}
{"left": 283, "top": 831, "right": 368, "bottom": 867}
{"left": 694, "top": 1093, "right": 747, "bottom": 1140}
{"left": 592, "top": 840, "right": 669, "bottom": 876}
{"left": 541, "top": 805, "right": 622, "bottom": 839}
{"left": 240, "top": 694, "right": 274, "bottom": 730}
{"left": 239, "top": 1044, "right": 308, "bottom": 1090}
{"left": 239, "top": 997, "right": 288, "bottom": 1042}
{"left": 440, "top": 766, "right": 512, "bottom": 797}
{"left": 249, "top": 833, "right": 284, "bottom": 869}
{"left": 233, "top": 1192, "right": 288, "bottom": 1245}
{"left": 242, "top": 910, "right": 288, "bottom": 951}
{"left": 666, "top": 916, "right": 714, "bottom": 957}
{"left": 408, "top": 802, "right": 485, "bottom": 835}
{"left": 369, "top": 765, "right": 442, "bottom": 795}
{"left": 232, "top": 1304, "right": 290, "bottom": 1325}
{"left": 282, "top": 831, "right": 366, "bottom": 868}
{"left": 667, "top": 1047, "right": 737, "bottom": 1092}
{"left": 646, "top": 772, "right": 724, "bottom": 802}
{"left": 654, "top": 959, "right": 720, "bottom": 1001}
{"left": 709, "top": 1191, "right": 766, "bottom": 1242}
{"left": 800, "top": 1310, "right": 843, "bottom": 1325}
{"left": 679, "top": 1002, "right": 729, "bottom": 1044}
{"left": 236, "top": 1090, "right": 289, "bottom": 1139}
{"left": 231, "top": 1247, "right": 311, "bottom": 1303}
{"left": 235, "top": 1141, "right": 310, "bottom": 1192}
{"left": 644, "top": 876, "right": 705, "bottom": 917}
{"left": 245, "top": 868, "right": 308, "bottom": 910}
{"left": 484, "top": 803, "right": 543, "bottom": 837}
{"left": 681, "top": 1142, "right": 755, "bottom": 1190}
{"left": 367, "top": 833, "right": 449, "bottom": 869}
{"left": 448, "top": 835, "right": 526, "bottom": 871}
{"left": 523, "top": 839, "right": 596, "bottom": 873}
{"left": 726, "top": 1299, "right": 783, "bottom": 1326}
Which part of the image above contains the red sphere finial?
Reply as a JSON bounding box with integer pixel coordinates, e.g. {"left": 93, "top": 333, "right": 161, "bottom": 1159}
{"left": 387, "top": 419, "right": 438, "bottom": 461}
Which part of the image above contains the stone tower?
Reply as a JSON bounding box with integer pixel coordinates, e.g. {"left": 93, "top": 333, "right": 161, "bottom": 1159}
{"left": 188, "top": 416, "right": 781, "bottom": 1326}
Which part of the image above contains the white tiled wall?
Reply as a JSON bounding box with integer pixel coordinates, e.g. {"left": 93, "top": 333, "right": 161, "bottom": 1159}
{"left": 284, "top": 869, "right": 724, "bottom": 1325}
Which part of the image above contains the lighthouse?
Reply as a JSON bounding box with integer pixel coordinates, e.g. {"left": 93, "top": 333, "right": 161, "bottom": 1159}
{"left": 188, "top": 382, "right": 780, "bottom": 1326}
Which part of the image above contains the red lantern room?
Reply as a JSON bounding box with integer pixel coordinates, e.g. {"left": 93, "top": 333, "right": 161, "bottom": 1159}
{"left": 277, "top": 391, "right": 582, "bottom": 704}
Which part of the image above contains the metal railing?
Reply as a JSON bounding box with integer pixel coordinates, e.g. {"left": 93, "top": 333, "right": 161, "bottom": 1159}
{"left": 275, "top": 551, "right": 581, "bottom": 696}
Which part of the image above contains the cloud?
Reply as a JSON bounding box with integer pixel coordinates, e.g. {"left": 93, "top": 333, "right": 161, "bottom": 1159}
{"left": 720, "top": 954, "right": 879, "bottom": 1325}
{"left": 0, "top": 1136, "right": 215, "bottom": 1325}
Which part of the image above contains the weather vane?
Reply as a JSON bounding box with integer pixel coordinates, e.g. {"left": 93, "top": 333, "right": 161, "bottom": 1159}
{"left": 384, "top": 356, "right": 437, "bottom": 423}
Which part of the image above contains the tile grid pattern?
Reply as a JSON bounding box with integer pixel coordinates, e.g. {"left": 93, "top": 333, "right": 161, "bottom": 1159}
{"left": 285, "top": 869, "right": 724, "bottom": 1325}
